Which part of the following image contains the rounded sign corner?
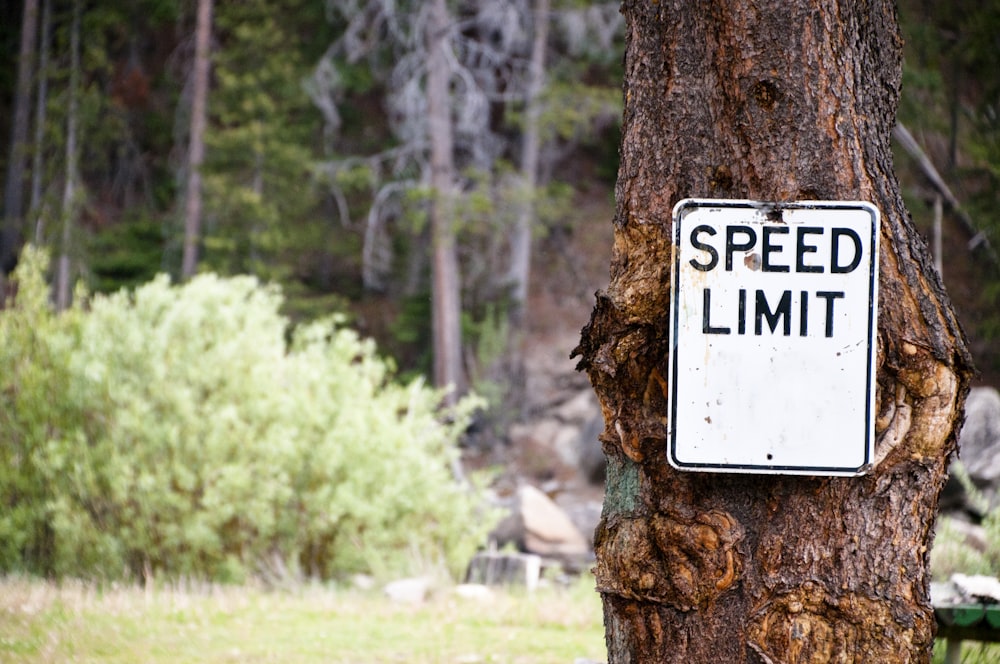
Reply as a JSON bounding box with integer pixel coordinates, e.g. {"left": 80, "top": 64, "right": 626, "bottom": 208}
{"left": 672, "top": 198, "right": 701, "bottom": 220}
{"left": 856, "top": 200, "right": 881, "bottom": 220}
{"left": 667, "top": 451, "right": 692, "bottom": 472}
{"left": 668, "top": 198, "right": 879, "bottom": 478}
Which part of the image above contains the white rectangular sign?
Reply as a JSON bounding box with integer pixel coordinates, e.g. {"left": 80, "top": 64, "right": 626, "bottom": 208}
{"left": 668, "top": 199, "right": 879, "bottom": 476}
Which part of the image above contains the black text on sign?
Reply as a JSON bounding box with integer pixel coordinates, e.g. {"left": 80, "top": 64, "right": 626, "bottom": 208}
{"left": 667, "top": 199, "right": 879, "bottom": 476}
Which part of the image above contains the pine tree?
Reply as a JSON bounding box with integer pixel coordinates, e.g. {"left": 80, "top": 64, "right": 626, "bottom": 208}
{"left": 575, "top": 1, "right": 974, "bottom": 660}
{"left": 201, "top": 0, "right": 325, "bottom": 284}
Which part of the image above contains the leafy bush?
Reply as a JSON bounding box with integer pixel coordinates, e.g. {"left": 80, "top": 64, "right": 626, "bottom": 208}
{"left": 931, "top": 515, "right": 997, "bottom": 581}
{"left": 0, "top": 247, "right": 493, "bottom": 582}
{"left": 931, "top": 471, "right": 1000, "bottom": 581}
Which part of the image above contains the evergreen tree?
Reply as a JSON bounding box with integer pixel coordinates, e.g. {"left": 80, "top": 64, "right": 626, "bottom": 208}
{"left": 576, "top": 1, "right": 972, "bottom": 660}
{"left": 201, "top": 0, "right": 325, "bottom": 283}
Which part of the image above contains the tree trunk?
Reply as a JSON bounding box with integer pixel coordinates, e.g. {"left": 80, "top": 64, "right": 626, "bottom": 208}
{"left": 426, "top": 0, "right": 466, "bottom": 399}
{"left": 181, "top": 0, "right": 213, "bottom": 280}
{"left": 574, "top": 2, "right": 974, "bottom": 662}
{"left": 508, "top": 0, "right": 550, "bottom": 322}
{"left": 4, "top": 0, "right": 39, "bottom": 221}
{"left": 502, "top": 0, "right": 551, "bottom": 414}
{"left": 2, "top": 0, "right": 39, "bottom": 275}
{"left": 30, "top": 0, "right": 51, "bottom": 244}
{"left": 55, "top": 0, "right": 80, "bottom": 311}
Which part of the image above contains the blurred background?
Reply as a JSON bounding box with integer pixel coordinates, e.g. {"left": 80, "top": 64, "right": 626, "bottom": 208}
{"left": 1, "top": 0, "right": 999, "bottom": 587}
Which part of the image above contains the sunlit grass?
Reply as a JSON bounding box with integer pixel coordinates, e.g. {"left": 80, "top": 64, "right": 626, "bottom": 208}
{"left": 932, "top": 640, "right": 1000, "bottom": 664}
{"left": 6, "top": 574, "right": 995, "bottom": 663}
{"left": 0, "top": 575, "right": 606, "bottom": 663}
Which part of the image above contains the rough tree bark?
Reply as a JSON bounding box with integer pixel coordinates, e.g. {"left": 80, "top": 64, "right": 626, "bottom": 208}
{"left": 573, "top": 1, "right": 974, "bottom": 662}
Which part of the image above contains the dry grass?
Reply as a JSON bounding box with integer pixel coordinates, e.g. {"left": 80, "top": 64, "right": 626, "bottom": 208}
{"left": 6, "top": 575, "right": 989, "bottom": 663}
{"left": 0, "top": 575, "right": 606, "bottom": 663}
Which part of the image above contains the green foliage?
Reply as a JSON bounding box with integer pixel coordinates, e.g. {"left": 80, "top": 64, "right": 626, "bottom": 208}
{"left": 200, "top": 0, "right": 327, "bottom": 284}
{"left": 896, "top": 0, "right": 1000, "bottom": 375}
{"left": 932, "top": 641, "right": 1000, "bottom": 664}
{"left": 932, "top": 470, "right": 1000, "bottom": 581}
{"left": 87, "top": 213, "right": 164, "bottom": 292}
{"left": 533, "top": 80, "right": 621, "bottom": 146}
{"left": 462, "top": 303, "right": 513, "bottom": 418}
{"left": 388, "top": 293, "right": 434, "bottom": 381}
{"left": 0, "top": 249, "right": 493, "bottom": 582}
{"left": 0, "top": 248, "right": 71, "bottom": 575}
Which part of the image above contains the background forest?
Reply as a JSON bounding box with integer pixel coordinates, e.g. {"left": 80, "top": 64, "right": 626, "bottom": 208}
{"left": 1, "top": 0, "right": 999, "bottom": 390}
{"left": 0, "top": 0, "right": 625, "bottom": 404}
{"left": 1, "top": 0, "right": 999, "bottom": 583}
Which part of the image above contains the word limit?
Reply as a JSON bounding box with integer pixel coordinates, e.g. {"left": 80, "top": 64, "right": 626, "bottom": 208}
{"left": 701, "top": 288, "right": 844, "bottom": 337}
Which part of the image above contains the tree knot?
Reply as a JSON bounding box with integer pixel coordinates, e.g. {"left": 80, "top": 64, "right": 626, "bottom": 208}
{"left": 595, "top": 509, "right": 744, "bottom": 610}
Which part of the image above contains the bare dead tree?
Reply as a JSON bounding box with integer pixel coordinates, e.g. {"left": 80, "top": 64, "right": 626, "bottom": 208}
{"left": 55, "top": 0, "right": 81, "bottom": 310}
{"left": 180, "top": 0, "right": 214, "bottom": 280}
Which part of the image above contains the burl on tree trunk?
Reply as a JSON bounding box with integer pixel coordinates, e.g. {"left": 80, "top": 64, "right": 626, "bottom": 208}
{"left": 574, "top": 1, "right": 975, "bottom": 662}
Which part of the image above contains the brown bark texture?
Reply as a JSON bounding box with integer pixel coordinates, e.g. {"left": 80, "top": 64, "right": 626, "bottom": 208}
{"left": 427, "top": 0, "right": 466, "bottom": 399}
{"left": 573, "top": 1, "right": 975, "bottom": 662}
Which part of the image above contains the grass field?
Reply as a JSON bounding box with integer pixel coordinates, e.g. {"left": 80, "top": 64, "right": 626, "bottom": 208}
{"left": 0, "top": 575, "right": 606, "bottom": 663}
{"left": 3, "top": 574, "right": 1000, "bottom": 663}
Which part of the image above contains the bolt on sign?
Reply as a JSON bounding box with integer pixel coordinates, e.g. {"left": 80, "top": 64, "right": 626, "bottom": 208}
{"left": 667, "top": 199, "right": 880, "bottom": 476}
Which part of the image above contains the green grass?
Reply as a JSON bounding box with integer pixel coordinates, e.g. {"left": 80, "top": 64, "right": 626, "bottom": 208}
{"left": 5, "top": 575, "right": 998, "bottom": 663}
{"left": 0, "top": 576, "right": 606, "bottom": 663}
{"left": 932, "top": 640, "right": 1000, "bottom": 664}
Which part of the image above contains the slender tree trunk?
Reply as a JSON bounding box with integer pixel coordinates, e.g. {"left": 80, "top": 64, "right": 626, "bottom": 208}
{"left": 55, "top": 0, "right": 80, "bottom": 311}
{"left": 30, "top": 0, "right": 51, "bottom": 244}
{"left": 508, "top": 0, "right": 550, "bottom": 322}
{"left": 4, "top": 0, "right": 38, "bottom": 219}
{"left": 426, "top": 0, "right": 465, "bottom": 399}
{"left": 502, "top": 0, "right": 551, "bottom": 414}
{"left": 181, "top": 0, "right": 213, "bottom": 280}
{"left": 250, "top": 144, "right": 263, "bottom": 267}
{"left": 574, "top": 2, "right": 974, "bottom": 662}
{"left": 2, "top": 0, "right": 39, "bottom": 275}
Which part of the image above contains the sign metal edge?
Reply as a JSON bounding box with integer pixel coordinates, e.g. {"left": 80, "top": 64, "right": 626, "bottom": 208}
{"left": 666, "top": 198, "right": 880, "bottom": 477}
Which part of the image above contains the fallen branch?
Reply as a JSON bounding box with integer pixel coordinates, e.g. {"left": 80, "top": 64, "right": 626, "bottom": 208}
{"left": 892, "top": 123, "right": 999, "bottom": 268}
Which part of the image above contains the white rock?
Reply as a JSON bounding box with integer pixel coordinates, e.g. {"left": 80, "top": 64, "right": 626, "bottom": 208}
{"left": 350, "top": 574, "right": 375, "bottom": 591}
{"left": 454, "top": 583, "right": 494, "bottom": 600}
{"left": 455, "top": 654, "right": 485, "bottom": 664}
{"left": 383, "top": 576, "right": 432, "bottom": 603}
{"left": 951, "top": 573, "right": 1000, "bottom": 603}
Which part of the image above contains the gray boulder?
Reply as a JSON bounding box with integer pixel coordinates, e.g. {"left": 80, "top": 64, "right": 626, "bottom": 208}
{"left": 944, "top": 387, "right": 1000, "bottom": 518}
{"left": 958, "top": 387, "right": 1000, "bottom": 486}
{"left": 489, "top": 484, "right": 592, "bottom": 563}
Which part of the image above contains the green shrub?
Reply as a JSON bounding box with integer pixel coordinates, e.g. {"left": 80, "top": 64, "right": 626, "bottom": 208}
{"left": 0, "top": 247, "right": 493, "bottom": 582}
{"left": 931, "top": 470, "right": 1000, "bottom": 581}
